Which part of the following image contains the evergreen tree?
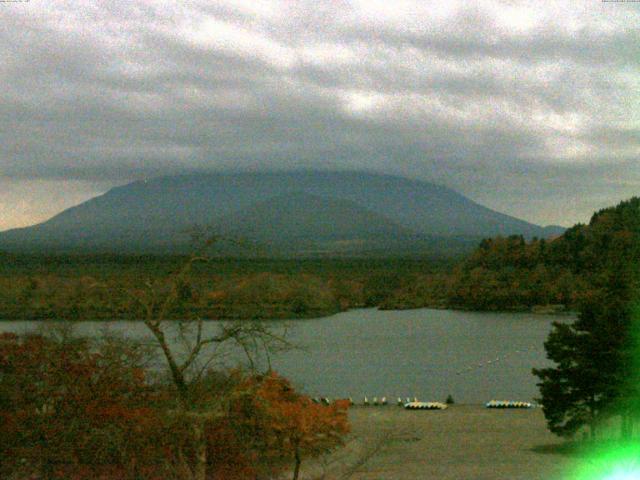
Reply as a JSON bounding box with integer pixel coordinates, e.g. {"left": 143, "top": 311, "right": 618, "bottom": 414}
{"left": 533, "top": 198, "right": 640, "bottom": 439}
{"left": 533, "top": 289, "right": 632, "bottom": 438}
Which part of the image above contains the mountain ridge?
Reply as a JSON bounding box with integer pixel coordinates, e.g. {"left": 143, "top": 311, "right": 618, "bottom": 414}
{"left": 0, "top": 170, "right": 565, "bottom": 256}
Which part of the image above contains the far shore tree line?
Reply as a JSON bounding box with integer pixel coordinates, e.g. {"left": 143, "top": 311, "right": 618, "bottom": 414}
{"left": 0, "top": 255, "right": 450, "bottom": 321}
{"left": 0, "top": 228, "right": 604, "bottom": 321}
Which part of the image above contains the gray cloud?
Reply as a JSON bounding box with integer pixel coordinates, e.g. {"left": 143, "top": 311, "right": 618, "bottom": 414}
{"left": 0, "top": 0, "right": 639, "bottom": 229}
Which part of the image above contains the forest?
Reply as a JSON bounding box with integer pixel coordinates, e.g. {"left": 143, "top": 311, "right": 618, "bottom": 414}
{"left": 445, "top": 197, "right": 640, "bottom": 312}
{"left": 0, "top": 255, "right": 451, "bottom": 321}
{"left": 1, "top": 198, "right": 639, "bottom": 321}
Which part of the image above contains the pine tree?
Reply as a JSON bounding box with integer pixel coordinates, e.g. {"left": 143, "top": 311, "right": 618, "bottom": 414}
{"left": 533, "top": 290, "right": 631, "bottom": 438}
{"left": 533, "top": 198, "right": 640, "bottom": 439}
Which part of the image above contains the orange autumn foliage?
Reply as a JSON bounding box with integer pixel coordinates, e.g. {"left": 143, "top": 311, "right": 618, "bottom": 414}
{"left": 225, "top": 372, "right": 350, "bottom": 478}
{"left": 0, "top": 334, "right": 350, "bottom": 480}
{"left": 0, "top": 332, "right": 167, "bottom": 480}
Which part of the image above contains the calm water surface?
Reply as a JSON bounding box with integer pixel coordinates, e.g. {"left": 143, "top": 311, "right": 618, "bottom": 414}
{"left": 0, "top": 308, "right": 570, "bottom": 403}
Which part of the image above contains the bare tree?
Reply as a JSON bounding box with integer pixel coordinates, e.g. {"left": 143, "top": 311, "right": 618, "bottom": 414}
{"left": 136, "top": 240, "right": 291, "bottom": 480}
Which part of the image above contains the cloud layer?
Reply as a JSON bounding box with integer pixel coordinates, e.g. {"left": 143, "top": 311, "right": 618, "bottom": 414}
{"left": 1, "top": 0, "right": 639, "bottom": 229}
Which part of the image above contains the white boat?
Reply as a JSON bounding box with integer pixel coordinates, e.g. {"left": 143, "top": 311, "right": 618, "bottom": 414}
{"left": 404, "top": 401, "right": 448, "bottom": 410}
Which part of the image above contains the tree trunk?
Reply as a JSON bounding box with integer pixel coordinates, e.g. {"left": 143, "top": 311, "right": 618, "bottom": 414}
{"left": 145, "top": 322, "right": 190, "bottom": 406}
{"left": 292, "top": 447, "right": 302, "bottom": 480}
{"left": 193, "top": 416, "right": 207, "bottom": 480}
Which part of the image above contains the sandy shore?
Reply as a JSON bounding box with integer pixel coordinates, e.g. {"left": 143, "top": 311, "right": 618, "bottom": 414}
{"left": 305, "top": 405, "right": 579, "bottom": 480}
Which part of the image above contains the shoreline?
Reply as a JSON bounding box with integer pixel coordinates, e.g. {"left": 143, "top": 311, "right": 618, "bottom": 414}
{"left": 0, "top": 303, "right": 576, "bottom": 322}
{"left": 0, "top": 305, "right": 576, "bottom": 322}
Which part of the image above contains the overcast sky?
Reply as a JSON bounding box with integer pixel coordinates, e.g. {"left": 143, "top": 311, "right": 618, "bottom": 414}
{"left": 1, "top": 0, "right": 639, "bottom": 231}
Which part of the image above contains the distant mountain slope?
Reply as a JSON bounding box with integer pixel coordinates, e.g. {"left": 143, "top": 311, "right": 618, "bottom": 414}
{"left": 214, "top": 192, "right": 412, "bottom": 241}
{"left": 0, "top": 171, "right": 564, "bottom": 255}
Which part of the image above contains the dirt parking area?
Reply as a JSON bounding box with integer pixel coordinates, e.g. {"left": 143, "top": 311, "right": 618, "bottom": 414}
{"left": 306, "top": 405, "right": 579, "bottom": 480}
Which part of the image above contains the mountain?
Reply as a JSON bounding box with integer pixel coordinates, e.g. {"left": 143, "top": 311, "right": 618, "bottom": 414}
{"left": 0, "top": 171, "right": 565, "bottom": 256}
{"left": 214, "top": 192, "right": 412, "bottom": 240}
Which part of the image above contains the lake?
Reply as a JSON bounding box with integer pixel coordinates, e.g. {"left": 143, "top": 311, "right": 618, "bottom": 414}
{"left": 0, "top": 308, "right": 570, "bottom": 403}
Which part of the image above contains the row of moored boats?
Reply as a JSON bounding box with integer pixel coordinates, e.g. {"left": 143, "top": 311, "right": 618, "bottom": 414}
{"left": 312, "top": 397, "right": 534, "bottom": 409}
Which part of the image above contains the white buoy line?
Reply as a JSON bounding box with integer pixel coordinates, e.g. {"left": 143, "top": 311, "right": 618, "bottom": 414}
{"left": 454, "top": 345, "right": 543, "bottom": 375}
{"left": 485, "top": 400, "right": 535, "bottom": 409}
{"left": 312, "top": 396, "right": 446, "bottom": 409}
